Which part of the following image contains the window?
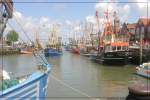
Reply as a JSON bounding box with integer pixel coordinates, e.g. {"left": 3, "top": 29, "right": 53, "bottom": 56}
{"left": 117, "top": 46, "right": 121, "bottom": 50}
{"left": 122, "top": 46, "right": 126, "bottom": 50}
{"left": 112, "top": 46, "right": 116, "bottom": 51}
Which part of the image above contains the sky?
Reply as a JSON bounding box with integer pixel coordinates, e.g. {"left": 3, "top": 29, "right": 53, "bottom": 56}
{"left": 4, "top": 0, "right": 150, "bottom": 44}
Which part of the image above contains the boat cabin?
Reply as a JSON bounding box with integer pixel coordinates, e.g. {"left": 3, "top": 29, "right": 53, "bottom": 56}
{"left": 139, "top": 62, "right": 150, "bottom": 69}
{"left": 105, "top": 42, "right": 129, "bottom": 53}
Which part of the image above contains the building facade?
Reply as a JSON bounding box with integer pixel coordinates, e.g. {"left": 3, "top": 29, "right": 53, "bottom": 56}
{"left": 135, "top": 18, "right": 150, "bottom": 42}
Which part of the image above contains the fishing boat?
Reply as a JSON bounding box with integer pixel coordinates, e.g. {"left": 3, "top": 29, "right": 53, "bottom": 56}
{"left": 69, "top": 38, "right": 80, "bottom": 54}
{"left": 136, "top": 62, "right": 150, "bottom": 78}
{"left": 44, "top": 24, "right": 62, "bottom": 57}
{"left": 0, "top": 1, "right": 51, "bottom": 99}
{"left": 44, "top": 48, "right": 62, "bottom": 56}
{"left": 20, "top": 46, "right": 32, "bottom": 54}
{"left": 71, "top": 45, "right": 80, "bottom": 54}
{"left": 64, "top": 44, "right": 71, "bottom": 51}
{"left": 91, "top": 9, "right": 130, "bottom": 65}
{"left": 80, "top": 22, "right": 96, "bottom": 56}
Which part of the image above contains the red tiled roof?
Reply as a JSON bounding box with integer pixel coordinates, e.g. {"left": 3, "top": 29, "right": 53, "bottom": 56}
{"left": 126, "top": 23, "right": 136, "bottom": 29}
{"left": 138, "top": 18, "right": 150, "bottom": 26}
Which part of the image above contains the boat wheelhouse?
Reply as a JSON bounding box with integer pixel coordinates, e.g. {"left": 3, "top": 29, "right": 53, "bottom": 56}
{"left": 102, "top": 42, "right": 129, "bottom": 64}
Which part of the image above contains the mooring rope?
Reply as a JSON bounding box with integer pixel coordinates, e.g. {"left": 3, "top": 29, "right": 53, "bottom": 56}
{"left": 50, "top": 74, "right": 99, "bottom": 100}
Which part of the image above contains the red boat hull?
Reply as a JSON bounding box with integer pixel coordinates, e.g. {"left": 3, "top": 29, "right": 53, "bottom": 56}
{"left": 71, "top": 48, "right": 80, "bottom": 54}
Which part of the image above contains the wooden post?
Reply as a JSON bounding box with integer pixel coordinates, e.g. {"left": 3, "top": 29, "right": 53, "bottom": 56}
{"left": 139, "top": 25, "right": 143, "bottom": 64}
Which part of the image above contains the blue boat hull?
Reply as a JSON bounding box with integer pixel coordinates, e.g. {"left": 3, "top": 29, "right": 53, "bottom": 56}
{"left": 0, "top": 48, "right": 51, "bottom": 100}
{"left": 44, "top": 48, "right": 62, "bottom": 57}
{"left": 0, "top": 64, "right": 51, "bottom": 99}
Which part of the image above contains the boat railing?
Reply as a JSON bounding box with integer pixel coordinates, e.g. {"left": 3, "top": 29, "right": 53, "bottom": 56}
{"left": 0, "top": 50, "right": 51, "bottom": 98}
{"left": 105, "top": 44, "right": 129, "bottom": 53}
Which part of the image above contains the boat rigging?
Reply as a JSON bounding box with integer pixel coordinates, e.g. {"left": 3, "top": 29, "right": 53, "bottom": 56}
{"left": 0, "top": 0, "right": 51, "bottom": 99}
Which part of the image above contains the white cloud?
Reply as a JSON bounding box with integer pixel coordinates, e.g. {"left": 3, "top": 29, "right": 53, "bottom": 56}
{"left": 65, "top": 20, "right": 72, "bottom": 26}
{"left": 132, "top": 0, "right": 150, "bottom": 17}
{"left": 13, "top": 11, "right": 22, "bottom": 19}
{"left": 86, "top": 15, "right": 96, "bottom": 24}
{"left": 6, "top": 11, "right": 79, "bottom": 44}
{"left": 6, "top": 11, "right": 63, "bottom": 42}
{"left": 95, "top": 0, "right": 131, "bottom": 22}
{"left": 136, "top": 0, "right": 148, "bottom": 8}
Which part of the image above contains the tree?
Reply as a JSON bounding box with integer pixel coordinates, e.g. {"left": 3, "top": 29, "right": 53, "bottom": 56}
{"left": 6, "top": 30, "right": 19, "bottom": 42}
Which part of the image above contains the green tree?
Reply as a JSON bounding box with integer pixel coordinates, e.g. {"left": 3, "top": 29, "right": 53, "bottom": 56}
{"left": 6, "top": 30, "right": 19, "bottom": 42}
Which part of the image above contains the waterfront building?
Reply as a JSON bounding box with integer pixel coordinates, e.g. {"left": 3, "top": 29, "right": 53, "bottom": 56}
{"left": 135, "top": 18, "right": 150, "bottom": 42}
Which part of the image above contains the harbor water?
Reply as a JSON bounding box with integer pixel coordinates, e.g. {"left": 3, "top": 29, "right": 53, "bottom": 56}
{"left": 0, "top": 51, "right": 148, "bottom": 100}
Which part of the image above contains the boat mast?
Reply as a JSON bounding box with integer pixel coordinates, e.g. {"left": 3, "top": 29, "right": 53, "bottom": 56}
{"left": 95, "top": 4, "right": 101, "bottom": 53}
{"left": 90, "top": 23, "right": 94, "bottom": 47}
{"left": 35, "top": 32, "right": 42, "bottom": 49}
{"left": 48, "top": 24, "right": 58, "bottom": 49}
{"left": 103, "top": 8, "right": 113, "bottom": 44}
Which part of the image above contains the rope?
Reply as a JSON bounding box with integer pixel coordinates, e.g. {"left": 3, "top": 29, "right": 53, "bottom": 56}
{"left": 5, "top": 3, "right": 49, "bottom": 65}
{"left": 12, "top": 13, "right": 33, "bottom": 43}
{"left": 50, "top": 74, "right": 98, "bottom": 100}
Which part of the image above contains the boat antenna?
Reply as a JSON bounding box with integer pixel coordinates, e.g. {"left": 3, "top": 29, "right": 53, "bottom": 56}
{"left": 95, "top": 1, "right": 101, "bottom": 53}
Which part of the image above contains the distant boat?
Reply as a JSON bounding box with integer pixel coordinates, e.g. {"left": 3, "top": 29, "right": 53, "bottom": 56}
{"left": 71, "top": 46, "right": 80, "bottom": 54}
{"left": 64, "top": 45, "right": 71, "bottom": 51}
{"left": 20, "top": 50, "right": 32, "bottom": 54}
{"left": 44, "top": 48, "right": 62, "bottom": 57}
{"left": 44, "top": 24, "right": 62, "bottom": 57}
{"left": 136, "top": 62, "right": 150, "bottom": 78}
{"left": 80, "top": 45, "right": 97, "bottom": 57}
{"left": 20, "top": 47, "right": 33, "bottom": 54}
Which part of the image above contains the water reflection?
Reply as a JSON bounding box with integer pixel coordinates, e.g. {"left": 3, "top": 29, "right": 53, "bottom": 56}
{"left": 0, "top": 51, "right": 148, "bottom": 99}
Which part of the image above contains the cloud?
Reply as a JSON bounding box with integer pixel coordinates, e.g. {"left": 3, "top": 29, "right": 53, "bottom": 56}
{"left": 94, "top": 0, "right": 132, "bottom": 23}
{"left": 5, "top": 11, "right": 76, "bottom": 44}
{"left": 86, "top": 15, "right": 96, "bottom": 24}
{"left": 131, "top": 0, "right": 150, "bottom": 17}
{"left": 65, "top": 20, "right": 72, "bottom": 26}
{"left": 136, "top": 0, "right": 148, "bottom": 8}
{"left": 5, "top": 11, "right": 63, "bottom": 42}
